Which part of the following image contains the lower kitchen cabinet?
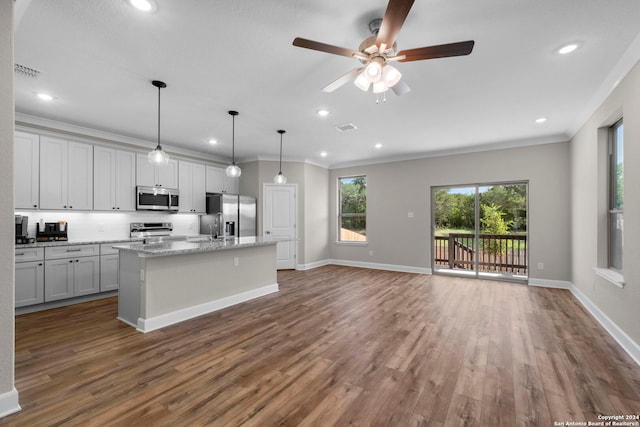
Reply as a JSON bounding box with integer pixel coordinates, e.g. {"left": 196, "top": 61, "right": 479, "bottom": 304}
{"left": 100, "top": 254, "right": 119, "bottom": 292}
{"left": 15, "top": 260, "right": 44, "bottom": 307}
{"left": 45, "top": 256, "right": 100, "bottom": 302}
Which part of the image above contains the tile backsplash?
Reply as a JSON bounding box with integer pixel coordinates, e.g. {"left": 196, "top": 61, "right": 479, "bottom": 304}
{"left": 15, "top": 211, "right": 200, "bottom": 242}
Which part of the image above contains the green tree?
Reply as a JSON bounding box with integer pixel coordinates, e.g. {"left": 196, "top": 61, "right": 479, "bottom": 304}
{"left": 480, "top": 203, "right": 512, "bottom": 254}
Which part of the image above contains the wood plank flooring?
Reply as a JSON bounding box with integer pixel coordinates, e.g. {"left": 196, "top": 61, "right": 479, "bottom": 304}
{"left": 2, "top": 265, "right": 639, "bottom": 426}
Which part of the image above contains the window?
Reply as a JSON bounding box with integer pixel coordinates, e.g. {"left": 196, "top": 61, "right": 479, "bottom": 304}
{"left": 609, "top": 120, "right": 624, "bottom": 272}
{"left": 338, "top": 176, "right": 367, "bottom": 242}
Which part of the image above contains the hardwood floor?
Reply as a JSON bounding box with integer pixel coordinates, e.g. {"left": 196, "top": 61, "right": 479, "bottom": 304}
{"left": 2, "top": 266, "right": 639, "bottom": 426}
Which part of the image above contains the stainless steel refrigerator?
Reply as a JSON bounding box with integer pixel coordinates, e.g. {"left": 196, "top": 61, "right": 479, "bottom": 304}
{"left": 199, "top": 193, "right": 256, "bottom": 238}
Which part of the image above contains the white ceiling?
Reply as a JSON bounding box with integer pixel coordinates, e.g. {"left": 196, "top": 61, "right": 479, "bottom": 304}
{"left": 13, "top": 0, "right": 640, "bottom": 168}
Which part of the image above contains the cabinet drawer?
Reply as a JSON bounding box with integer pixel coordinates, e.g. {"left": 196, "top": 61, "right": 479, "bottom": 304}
{"left": 100, "top": 242, "right": 124, "bottom": 256}
{"left": 45, "top": 244, "right": 100, "bottom": 260}
{"left": 15, "top": 247, "right": 44, "bottom": 263}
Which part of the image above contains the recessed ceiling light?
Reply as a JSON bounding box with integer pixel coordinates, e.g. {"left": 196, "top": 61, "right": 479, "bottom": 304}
{"left": 556, "top": 43, "right": 580, "bottom": 55}
{"left": 375, "top": 143, "right": 382, "bottom": 149}
{"left": 128, "top": 0, "right": 157, "bottom": 12}
{"left": 320, "top": 152, "right": 328, "bottom": 157}
{"left": 535, "top": 117, "right": 547, "bottom": 124}
{"left": 208, "top": 138, "right": 218, "bottom": 145}
{"left": 316, "top": 109, "right": 330, "bottom": 117}
{"left": 37, "top": 93, "right": 53, "bottom": 101}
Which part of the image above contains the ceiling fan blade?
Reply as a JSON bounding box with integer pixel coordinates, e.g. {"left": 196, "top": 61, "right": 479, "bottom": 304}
{"left": 397, "top": 40, "right": 475, "bottom": 62}
{"left": 293, "top": 37, "right": 361, "bottom": 58}
{"left": 376, "top": 0, "right": 415, "bottom": 49}
{"left": 321, "top": 68, "right": 363, "bottom": 92}
{"left": 391, "top": 80, "right": 411, "bottom": 96}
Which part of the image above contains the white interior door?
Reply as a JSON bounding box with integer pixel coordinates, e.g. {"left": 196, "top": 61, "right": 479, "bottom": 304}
{"left": 264, "top": 184, "right": 297, "bottom": 269}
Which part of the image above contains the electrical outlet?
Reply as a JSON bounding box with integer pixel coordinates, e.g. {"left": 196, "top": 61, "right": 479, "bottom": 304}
{"left": 234, "top": 257, "right": 239, "bottom": 267}
{"left": 537, "top": 262, "right": 544, "bottom": 270}
{"left": 408, "top": 212, "right": 414, "bottom": 218}
{"left": 369, "top": 250, "right": 374, "bottom": 257}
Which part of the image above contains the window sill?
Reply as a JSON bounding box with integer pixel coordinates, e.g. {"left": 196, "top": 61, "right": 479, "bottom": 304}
{"left": 335, "top": 241, "right": 368, "bottom": 247}
{"left": 594, "top": 268, "right": 625, "bottom": 288}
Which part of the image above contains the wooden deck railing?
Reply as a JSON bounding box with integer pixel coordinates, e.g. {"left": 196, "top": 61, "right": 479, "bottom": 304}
{"left": 434, "top": 233, "right": 527, "bottom": 275}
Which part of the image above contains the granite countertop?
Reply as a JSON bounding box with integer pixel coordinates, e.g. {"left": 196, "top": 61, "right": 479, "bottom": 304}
{"left": 113, "top": 236, "right": 278, "bottom": 257}
{"left": 15, "top": 237, "right": 144, "bottom": 249}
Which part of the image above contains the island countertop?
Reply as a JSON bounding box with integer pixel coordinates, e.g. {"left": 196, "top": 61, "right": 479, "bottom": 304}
{"left": 112, "top": 236, "right": 278, "bottom": 257}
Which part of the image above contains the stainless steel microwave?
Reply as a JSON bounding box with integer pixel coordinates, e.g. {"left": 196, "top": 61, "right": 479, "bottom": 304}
{"left": 136, "top": 186, "right": 179, "bottom": 211}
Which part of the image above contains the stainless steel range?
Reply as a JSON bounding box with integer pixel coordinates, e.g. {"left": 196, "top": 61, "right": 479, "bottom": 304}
{"left": 129, "top": 222, "right": 183, "bottom": 244}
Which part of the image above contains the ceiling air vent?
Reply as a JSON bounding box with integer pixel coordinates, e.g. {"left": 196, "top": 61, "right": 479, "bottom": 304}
{"left": 14, "top": 63, "right": 40, "bottom": 78}
{"left": 336, "top": 123, "right": 358, "bottom": 132}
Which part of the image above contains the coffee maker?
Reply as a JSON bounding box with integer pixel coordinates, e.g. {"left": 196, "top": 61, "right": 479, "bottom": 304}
{"left": 15, "top": 215, "right": 31, "bottom": 244}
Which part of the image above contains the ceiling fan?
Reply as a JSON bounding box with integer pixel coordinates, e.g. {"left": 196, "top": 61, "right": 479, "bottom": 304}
{"left": 292, "top": 0, "right": 474, "bottom": 96}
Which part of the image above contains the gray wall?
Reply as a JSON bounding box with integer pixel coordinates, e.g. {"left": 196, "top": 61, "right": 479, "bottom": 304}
{"left": 329, "top": 142, "right": 572, "bottom": 281}
{"left": 571, "top": 60, "right": 640, "bottom": 345}
{"left": 240, "top": 160, "right": 330, "bottom": 267}
{"left": 0, "top": 0, "right": 17, "bottom": 412}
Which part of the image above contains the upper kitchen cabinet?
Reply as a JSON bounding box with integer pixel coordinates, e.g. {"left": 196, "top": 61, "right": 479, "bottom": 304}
{"left": 178, "top": 160, "right": 206, "bottom": 213}
{"left": 136, "top": 153, "right": 178, "bottom": 188}
{"left": 14, "top": 131, "right": 40, "bottom": 209}
{"left": 206, "top": 165, "right": 239, "bottom": 194}
{"left": 94, "top": 147, "right": 136, "bottom": 211}
{"left": 39, "top": 136, "right": 93, "bottom": 210}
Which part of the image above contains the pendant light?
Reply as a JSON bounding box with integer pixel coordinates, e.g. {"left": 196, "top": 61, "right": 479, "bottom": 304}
{"left": 274, "top": 129, "right": 287, "bottom": 184}
{"left": 148, "top": 80, "right": 170, "bottom": 165}
{"left": 225, "top": 110, "right": 241, "bottom": 177}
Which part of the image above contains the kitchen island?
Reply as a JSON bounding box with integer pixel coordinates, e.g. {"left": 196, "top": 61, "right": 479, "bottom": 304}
{"left": 113, "top": 237, "right": 279, "bottom": 333}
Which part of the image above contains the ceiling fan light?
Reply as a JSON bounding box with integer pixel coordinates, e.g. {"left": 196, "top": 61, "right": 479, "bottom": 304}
{"left": 383, "top": 64, "right": 402, "bottom": 87}
{"left": 364, "top": 60, "right": 383, "bottom": 82}
{"left": 354, "top": 72, "right": 371, "bottom": 91}
{"left": 372, "top": 80, "right": 387, "bottom": 94}
{"left": 226, "top": 163, "right": 242, "bottom": 177}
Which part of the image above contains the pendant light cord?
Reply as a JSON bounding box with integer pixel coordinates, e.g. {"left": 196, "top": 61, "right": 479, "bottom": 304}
{"left": 231, "top": 114, "right": 235, "bottom": 164}
{"left": 157, "top": 85, "right": 161, "bottom": 150}
{"left": 279, "top": 133, "right": 283, "bottom": 173}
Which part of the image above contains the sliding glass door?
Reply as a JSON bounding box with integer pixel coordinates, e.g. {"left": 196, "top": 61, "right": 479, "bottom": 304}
{"left": 432, "top": 182, "right": 528, "bottom": 281}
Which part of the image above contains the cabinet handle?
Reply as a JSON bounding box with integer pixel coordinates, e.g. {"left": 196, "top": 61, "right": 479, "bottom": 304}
{"left": 38, "top": 263, "right": 43, "bottom": 266}
{"left": 63, "top": 205, "right": 67, "bottom": 208}
{"left": 69, "top": 260, "right": 73, "bottom": 263}
{"left": 16, "top": 253, "right": 25, "bottom": 256}
{"left": 33, "top": 204, "right": 37, "bottom": 208}
{"left": 117, "top": 207, "right": 120, "bottom": 210}
{"left": 112, "top": 207, "right": 116, "bottom": 210}
{"left": 66, "top": 249, "right": 82, "bottom": 252}
{"left": 70, "top": 206, "right": 73, "bottom": 209}
{"left": 75, "top": 259, "right": 79, "bottom": 262}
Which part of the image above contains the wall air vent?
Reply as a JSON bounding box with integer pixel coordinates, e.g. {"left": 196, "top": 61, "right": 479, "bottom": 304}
{"left": 14, "top": 63, "right": 40, "bottom": 78}
{"left": 336, "top": 123, "right": 358, "bottom": 132}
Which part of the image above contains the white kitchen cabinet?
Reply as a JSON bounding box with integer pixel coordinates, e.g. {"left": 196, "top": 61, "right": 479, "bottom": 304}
{"left": 100, "top": 243, "right": 120, "bottom": 292}
{"left": 15, "top": 247, "right": 45, "bottom": 307}
{"left": 14, "top": 131, "right": 40, "bottom": 209}
{"left": 44, "top": 244, "right": 100, "bottom": 301}
{"left": 179, "top": 160, "right": 206, "bottom": 213}
{"left": 39, "top": 136, "right": 93, "bottom": 210}
{"left": 100, "top": 254, "right": 119, "bottom": 292}
{"left": 136, "top": 153, "right": 178, "bottom": 188}
{"left": 94, "top": 147, "right": 136, "bottom": 211}
{"left": 206, "top": 165, "right": 239, "bottom": 194}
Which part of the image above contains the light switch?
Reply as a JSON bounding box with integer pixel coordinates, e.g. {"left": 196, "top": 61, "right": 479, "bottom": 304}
{"left": 408, "top": 212, "right": 414, "bottom": 218}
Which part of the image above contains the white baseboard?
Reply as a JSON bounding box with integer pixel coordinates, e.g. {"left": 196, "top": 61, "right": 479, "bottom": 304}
{"left": 296, "top": 259, "right": 331, "bottom": 271}
{"left": 569, "top": 284, "right": 640, "bottom": 367}
{"left": 528, "top": 278, "right": 572, "bottom": 289}
{"left": 329, "top": 259, "right": 432, "bottom": 275}
{"left": 137, "top": 283, "right": 279, "bottom": 333}
{"left": 0, "top": 388, "right": 21, "bottom": 419}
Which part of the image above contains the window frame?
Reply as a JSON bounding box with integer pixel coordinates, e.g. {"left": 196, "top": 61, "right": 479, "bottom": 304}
{"left": 337, "top": 175, "right": 367, "bottom": 245}
{"left": 608, "top": 119, "right": 623, "bottom": 273}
